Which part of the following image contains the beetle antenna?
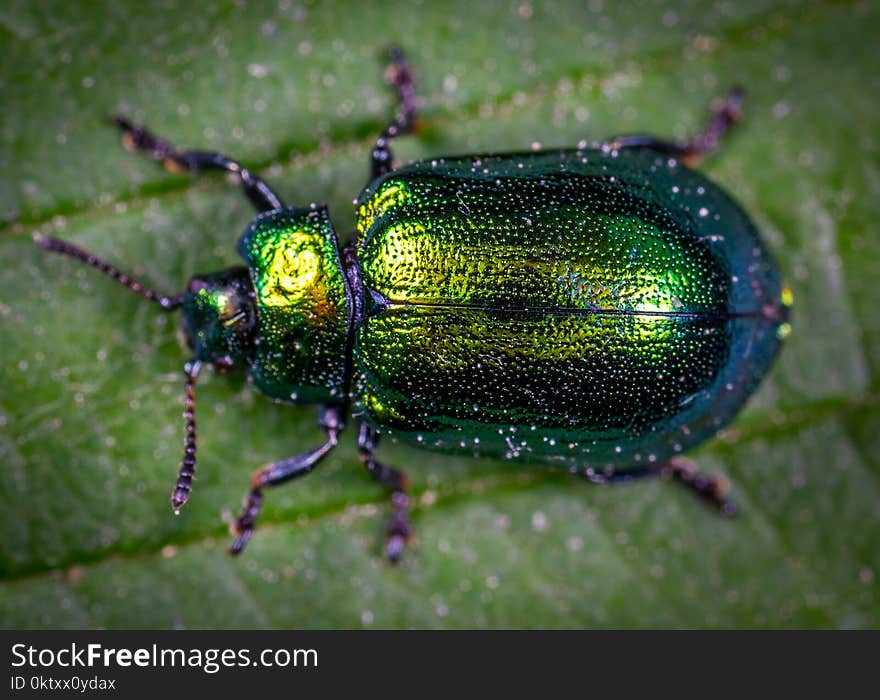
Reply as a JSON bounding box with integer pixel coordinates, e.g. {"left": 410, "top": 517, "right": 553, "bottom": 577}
{"left": 172, "top": 360, "right": 201, "bottom": 513}
{"left": 36, "top": 235, "right": 184, "bottom": 311}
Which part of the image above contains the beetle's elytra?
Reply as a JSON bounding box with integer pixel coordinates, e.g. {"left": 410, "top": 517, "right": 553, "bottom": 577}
{"left": 39, "top": 49, "right": 790, "bottom": 561}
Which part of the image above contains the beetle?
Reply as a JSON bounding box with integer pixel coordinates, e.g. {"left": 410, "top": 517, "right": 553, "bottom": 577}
{"left": 39, "top": 48, "right": 790, "bottom": 561}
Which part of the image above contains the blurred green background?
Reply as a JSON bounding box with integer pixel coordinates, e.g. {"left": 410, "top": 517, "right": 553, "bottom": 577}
{"left": 1, "top": 0, "right": 878, "bottom": 628}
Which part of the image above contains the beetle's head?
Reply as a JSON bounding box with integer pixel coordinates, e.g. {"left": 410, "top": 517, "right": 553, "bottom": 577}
{"left": 179, "top": 267, "right": 256, "bottom": 372}
{"left": 37, "top": 235, "right": 260, "bottom": 515}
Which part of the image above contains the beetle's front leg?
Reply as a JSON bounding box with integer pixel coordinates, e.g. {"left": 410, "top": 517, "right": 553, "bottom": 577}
{"left": 357, "top": 422, "right": 412, "bottom": 563}
{"left": 113, "top": 116, "right": 285, "bottom": 212}
{"left": 578, "top": 457, "right": 737, "bottom": 516}
{"left": 370, "top": 46, "right": 418, "bottom": 181}
{"left": 230, "top": 404, "right": 345, "bottom": 554}
{"left": 606, "top": 86, "right": 745, "bottom": 166}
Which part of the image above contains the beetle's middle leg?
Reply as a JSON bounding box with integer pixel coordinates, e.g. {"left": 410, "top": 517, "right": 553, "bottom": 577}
{"left": 577, "top": 457, "right": 737, "bottom": 516}
{"left": 230, "top": 404, "right": 345, "bottom": 554}
{"left": 606, "top": 87, "right": 745, "bottom": 167}
{"left": 113, "top": 116, "right": 285, "bottom": 212}
{"left": 370, "top": 46, "right": 418, "bottom": 181}
{"left": 357, "top": 422, "right": 412, "bottom": 563}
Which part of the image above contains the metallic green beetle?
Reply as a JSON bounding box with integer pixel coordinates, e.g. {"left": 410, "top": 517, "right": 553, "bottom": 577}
{"left": 40, "top": 50, "right": 790, "bottom": 561}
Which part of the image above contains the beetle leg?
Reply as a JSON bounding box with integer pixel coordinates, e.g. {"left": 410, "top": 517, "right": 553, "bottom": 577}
{"left": 370, "top": 46, "right": 418, "bottom": 181}
{"left": 112, "top": 116, "right": 285, "bottom": 212}
{"left": 357, "top": 422, "right": 412, "bottom": 563}
{"left": 606, "top": 87, "right": 745, "bottom": 167}
{"left": 230, "top": 404, "right": 345, "bottom": 555}
{"left": 578, "top": 457, "right": 737, "bottom": 516}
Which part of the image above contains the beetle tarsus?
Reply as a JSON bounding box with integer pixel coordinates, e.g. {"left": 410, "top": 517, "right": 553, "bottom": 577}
{"left": 678, "top": 86, "right": 746, "bottom": 166}
{"left": 230, "top": 488, "right": 263, "bottom": 555}
{"left": 385, "top": 490, "right": 413, "bottom": 563}
{"left": 386, "top": 533, "right": 407, "bottom": 564}
{"left": 661, "top": 457, "right": 738, "bottom": 516}
{"left": 578, "top": 458, "right": 737, "bottom": 516}
{"left": 113, "top": 114, "right": 177, "bottom": 164}
{"left": 229, "top": 531, "right": 251, "bottom": 556}
{"left": 371, "top": 46, "right": 418, "bottom": 180}
{"left": 606, "top": 85, "right": 746, "bottom": 166}
{"left": 384, "top": 45, "right": 417, "bottom": 125}
{"left": 358, "top": 423, "right": 413, "bottom": 563}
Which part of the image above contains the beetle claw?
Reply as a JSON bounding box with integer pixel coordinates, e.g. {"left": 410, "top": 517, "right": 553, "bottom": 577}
{"left": 229, "top": 528, "right": 252, "bottom": 556}
{"left": 720, "top": 499, "right": 739, "bottom": 518}
{"left": 385, "top": 535, "right": 406, "bottom": 563}
{"left": 229, "top": 488, "right": 263, "bottom": 555}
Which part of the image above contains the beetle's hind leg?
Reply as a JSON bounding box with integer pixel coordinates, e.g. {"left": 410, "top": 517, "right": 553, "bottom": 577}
{"left": 112, "top": 116, "right": 285, "bottom": 212}
{"left": 357, "top": 422, "right": 412, "bottom": 563}
{"left": 370, "top": 46, "right": 418, "bottom": 181}
{"left": 606, "top": 87, "right": 745, "bottom": 167}
{"left": 578, "top": 457, "right": 737, "bottom": 516}
{"left": 230, "top": 405, "right": 344, "bottom": 555}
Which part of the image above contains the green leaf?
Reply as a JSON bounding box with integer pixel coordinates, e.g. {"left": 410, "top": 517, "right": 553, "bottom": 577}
{"left": 1, "top": 0, "right": 878, "bottom": 628}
